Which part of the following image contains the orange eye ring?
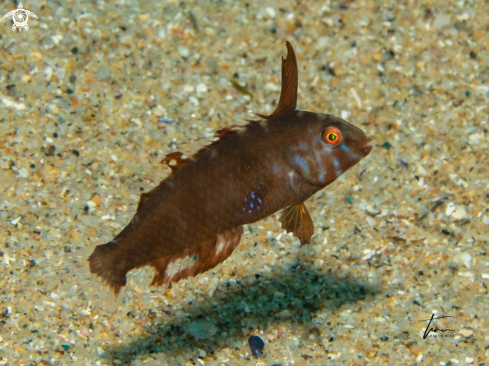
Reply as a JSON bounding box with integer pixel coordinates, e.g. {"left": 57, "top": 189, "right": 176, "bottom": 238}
{"left": 324, "top": 127, "right": 342, "bottom": 145}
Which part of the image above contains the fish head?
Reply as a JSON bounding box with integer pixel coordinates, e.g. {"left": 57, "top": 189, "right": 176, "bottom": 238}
{"left": 286, "top": 112, "right": 372, "bottom": 186}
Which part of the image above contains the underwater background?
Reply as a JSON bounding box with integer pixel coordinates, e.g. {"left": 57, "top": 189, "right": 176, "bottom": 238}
{"left": 0, "top": 0, "right": 488, "bottom": 364}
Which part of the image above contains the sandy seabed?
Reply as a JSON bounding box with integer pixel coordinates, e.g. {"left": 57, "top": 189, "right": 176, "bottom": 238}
{"left": 0, "top": 0, "right": 488, "bottom": 365}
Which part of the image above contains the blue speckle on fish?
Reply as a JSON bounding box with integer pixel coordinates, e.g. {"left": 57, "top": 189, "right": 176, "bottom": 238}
{"left": 342, "top": 144, "right": 358, "bottom": 159}
{"left": 295, "top": 155, "right": 310, "bottom": 177}
{"left": 333, "top": 158, "right": 340, "bottom": 169}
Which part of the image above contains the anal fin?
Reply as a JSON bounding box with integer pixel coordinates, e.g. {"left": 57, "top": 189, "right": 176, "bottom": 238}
{"left": 278, "top": 202, "right": 314, "bottom": 245}
{"left": 150, "top": 226, "right": 243, "bottom": 287}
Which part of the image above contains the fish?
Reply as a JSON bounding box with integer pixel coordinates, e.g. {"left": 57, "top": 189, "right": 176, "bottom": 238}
{"left": 88, "top": 41, "right": 373, "bottom": 296}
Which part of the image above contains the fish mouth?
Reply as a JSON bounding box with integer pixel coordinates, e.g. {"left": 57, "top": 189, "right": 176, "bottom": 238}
{"left": 361, "top": 137, "right": 373, "bottom": 156}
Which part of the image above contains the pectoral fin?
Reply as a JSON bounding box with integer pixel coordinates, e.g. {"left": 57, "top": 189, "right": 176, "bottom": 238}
{"left": 278, "top": 203, "right": 314, "bottom": 245}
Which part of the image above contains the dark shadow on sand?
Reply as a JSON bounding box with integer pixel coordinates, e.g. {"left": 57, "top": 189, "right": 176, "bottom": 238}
{"left": 106, "top": 263, "right": 378, "bottom": 363}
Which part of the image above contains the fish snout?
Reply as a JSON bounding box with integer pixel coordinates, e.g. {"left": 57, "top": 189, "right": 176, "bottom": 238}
{"left": 360, "top": 137, "right": 373, "bottom": 156}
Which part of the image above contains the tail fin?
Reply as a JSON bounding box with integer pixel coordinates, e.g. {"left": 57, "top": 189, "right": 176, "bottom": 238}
{"left": 88, "top": 241, "right": 128, "bottom": 296}
{"left": 40, "top": 245, "right": 123, "bottom": 312}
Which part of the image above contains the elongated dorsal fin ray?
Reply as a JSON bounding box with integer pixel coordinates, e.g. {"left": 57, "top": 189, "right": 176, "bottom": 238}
{"left": 270, "top": 41, "right": 298, "bottom": 117}
{"left": 278, "top": 202, "right": 314, "bottom": 245}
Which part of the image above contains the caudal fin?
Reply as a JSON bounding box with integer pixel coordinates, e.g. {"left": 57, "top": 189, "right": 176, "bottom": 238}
{"left": 39, "top": 245, "right": 123, "bottom": 312}
{"left": 88, "top": 241, "right": 129, "bottom": 296}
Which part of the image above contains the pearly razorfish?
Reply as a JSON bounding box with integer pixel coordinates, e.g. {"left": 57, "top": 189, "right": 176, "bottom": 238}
{"left": 88, "top": 41, "right": 372, "bottom": 295}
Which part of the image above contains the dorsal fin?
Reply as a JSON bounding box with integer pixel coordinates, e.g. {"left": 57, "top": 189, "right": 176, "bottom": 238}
{"left": 160, "top": 151, "right": 191, "bottom": 172}
{"left": 137, "top": 186, "right": 157, "bottom": 212}
{"left": 137, "top": 123, "right": 253, "bottom": 214}
{"left": 268, "top": 41, "right": 298, "bottom": 117}
{"left": 214, "top": 124, "right": 240, "bottom": 139}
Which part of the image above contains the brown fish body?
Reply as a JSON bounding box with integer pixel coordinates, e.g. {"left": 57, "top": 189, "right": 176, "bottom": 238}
{"left": 88, "top": 42, "right": 372, "bottom": 295}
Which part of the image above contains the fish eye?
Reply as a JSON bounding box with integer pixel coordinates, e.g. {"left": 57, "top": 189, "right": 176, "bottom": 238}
{"left": 323, "top": 126, "right": 342, "bottom": 145}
